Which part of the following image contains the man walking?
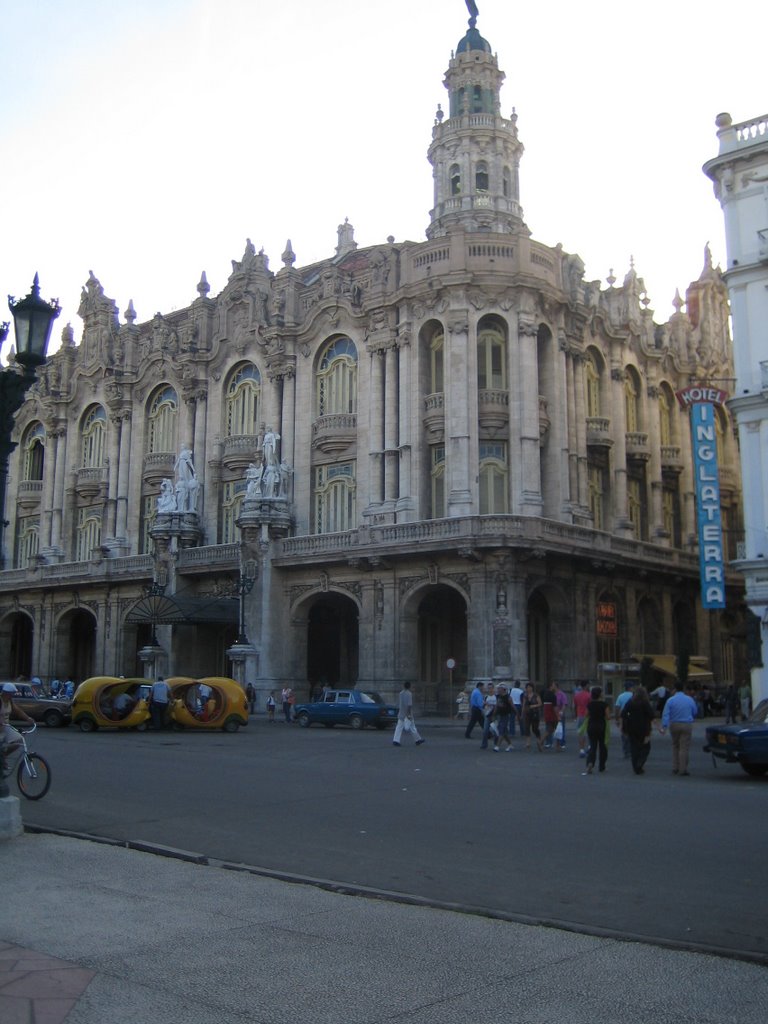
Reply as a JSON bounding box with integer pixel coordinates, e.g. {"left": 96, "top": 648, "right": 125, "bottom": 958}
{"left": 660, "top": 681, "right": 698, "bottom": 775}
{"left": 614, "top": 681, "right": 634, "bottom": 760}
{"left": 392, "top": 682, "right": 424, "bottom": 746}
{"left": 464, "top": 681, "right": 485, "bottom": 739}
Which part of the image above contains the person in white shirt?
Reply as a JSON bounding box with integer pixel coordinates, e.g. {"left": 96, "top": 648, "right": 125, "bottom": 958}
{"left": 150, "top": 676, "right": 172, "bottom": 730}
{"left": 392, "top": 682, "right": 424, "bottom": 746}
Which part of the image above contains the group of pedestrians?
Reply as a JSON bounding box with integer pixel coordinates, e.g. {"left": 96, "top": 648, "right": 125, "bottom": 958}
{"left": 464, "top": 680, "right": 569, "bottom": 753}
{"left": 461, "top": 677, "right": 702, "bottom": 778}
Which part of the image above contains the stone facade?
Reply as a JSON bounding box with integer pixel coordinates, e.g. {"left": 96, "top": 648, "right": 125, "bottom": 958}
{"left": 0, "top": 12, "right": 747, "bottom": 707}
{"left": 705, "top": 112, "right": 768, "bottom": 704}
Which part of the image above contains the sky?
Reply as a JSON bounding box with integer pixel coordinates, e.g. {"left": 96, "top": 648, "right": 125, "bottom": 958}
{"left": 0, "top": 0, "right": 764, "bottom": 358}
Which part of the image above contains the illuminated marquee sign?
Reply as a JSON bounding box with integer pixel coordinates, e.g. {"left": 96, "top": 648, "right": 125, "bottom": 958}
{"left": 596, "top": 601, "right": 618, "bottom": 637}
{"left": 676, "top": 386, "right": 726, "bottom": 610}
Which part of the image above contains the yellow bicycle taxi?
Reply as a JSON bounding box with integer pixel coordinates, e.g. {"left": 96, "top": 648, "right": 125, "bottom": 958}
{"left": 71, "top": 677, "right": 151, "bottom": 732}
{"left": 166, "top": 676, "right": 249, "bottom": 732}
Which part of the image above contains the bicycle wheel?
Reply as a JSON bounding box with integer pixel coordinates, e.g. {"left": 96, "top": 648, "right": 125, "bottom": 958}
{"left": 17, "top": 753, "right": 51, "bottom": 800}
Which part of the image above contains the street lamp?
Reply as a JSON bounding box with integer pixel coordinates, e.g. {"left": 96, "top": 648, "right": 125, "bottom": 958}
{"left": 234, "top": 558, "right": 257, "bottom": 645}
{"left": 0, "top": 274, "right": 60, "bottom": 570}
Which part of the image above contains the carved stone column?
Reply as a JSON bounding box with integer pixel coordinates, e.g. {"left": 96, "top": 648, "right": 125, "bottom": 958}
{"left": 368, "top": 346, "right": 385, "bottom": 508}
{"left": 609, "top": 365, "right": 631, "bottom": 535}
{"left": 49, "top": 427, "right": 68, "bottom": 554}
{"left": 446, "top": 314, "right": 472, "bottom": 516}
{"left": 396, "top": 327, "right": 414, "bottom": 518}
{"left": 384, "top": 343, "right": 399, "bottom": 507}
{"left": 517, "top": 314, "right": 543, "bottom": 514}
{"left": 115, "top": 412, "right": 132, "bottom": 544}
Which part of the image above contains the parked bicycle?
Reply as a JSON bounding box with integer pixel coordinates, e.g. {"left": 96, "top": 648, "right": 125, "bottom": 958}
{"left": 2, "top": 723, "right": 51, "bottom": 800}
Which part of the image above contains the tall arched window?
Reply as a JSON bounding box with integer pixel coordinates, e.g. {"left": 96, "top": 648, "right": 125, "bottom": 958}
{"left": 624, "top": 370, "right": 640, "bottom": 433}
{"left": 585, "top": 353, "right": 601, "bottom": 417}
{"left": 450, "top": 164, "right": 461, "bottom": 196}
{"left": 222, "top": 480, "right": 246, "bottom": 544}
{"left": 429, "top": 328, "right": 444, "bottom": 394}
{"left": 22, "top": 423, "right": 45, "bottom": 481}
{"left": 76, "top": 506, "right": 101, "bottom": 562}
{"left": 226, "top": 363, "right": 261, "bottom": 436}
{"left": 588, "top": 463, "right": 605, "bottom": 530}
{"left": 16, "top": 517, "right": 39, "bottom": 568}
{"left": 475, "top": 161, "right": 489, "bottom": 192}
{"left": 479, "top": 442, "right": 508, "bottom": 514}
{"left": 477, "top": 325, "right": 506, "bottom": 390}
{"left": 659, "top": 386, "right": 673, "bottom": 447}
{"left": 317, "top": 338, "right": 357, "bottom": 417}
{"left": 430, "top": 445, "right": 445, "bottom": 519}
{"left": 146, "top": 386, "right": 178, "bottom": 453}
{"left": 81, "top": 406, "right": 106, "bottom": 468}
{"left": 314, "top": 463, "right": 356, "bottom": 534}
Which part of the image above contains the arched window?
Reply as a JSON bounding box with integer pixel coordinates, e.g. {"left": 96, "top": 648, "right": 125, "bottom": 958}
{"left": 222, "top": 480, "right": 246, "bottom": 544}
{"left": 317, "top": 338, "right": 357, "bottom": 417}
{"left": 75, "top": 506, "right": 101, "bottom": 562}
{"left": 479, "top": 442, "right": 508, "bottom": 514}
{"left": 659, "top": 387, "right": 673, "bottom": 447}
{"left": 585, "top": 353, "right": 601, "bottom": 417}
{"left": 22, "top": 423, "right": 45, "bottom": 481}
{"left": 430, "top": 328, "right": 444, "bottom": 394}
{"left": 81, "top": 406, "right": 106, "bottom": 468}
{"left": 475, "top": 161, "right": 489, "bottom": 193}
{"left": 450, "top": 164, "right": 461, "bottom": 196}
{"left": 430, "top": 445, "right": 446, "bottom": 519}
{"left": 16, "top": 517, "right": 39, "bottom": 568}
{"left": 226, "top": 363, "right": 261, "bottom": 436}
{"left": 314, "top": 463, "right": 356, "bottom": 534}
{"left": 624, "top": 370, "right": 639, "bottom": 433}
{"left": 502, "top": 167, "right": 512, "bottom": 198}
{"left": 146, "top": 386, "right": 178, "bottom": 453}
{"left": 472, "top": 85, "right": 483, "bottom": 113}
{"left": 588, "top": 463, "right": 605, "bottom": 530}
{"left": 477, "top": 325, "right": 506, "bottom": 390}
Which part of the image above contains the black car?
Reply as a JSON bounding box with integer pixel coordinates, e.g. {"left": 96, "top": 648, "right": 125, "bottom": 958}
{"left": 703, "top": 698, "right": 768, "bottom": 777}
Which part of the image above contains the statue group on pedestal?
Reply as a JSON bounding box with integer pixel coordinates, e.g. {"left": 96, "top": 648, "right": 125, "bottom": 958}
{"left": 244, "top": 425, "right": 293, "bottom": 501}
{"left": 156, "top": 447, "right": 201, "bottom": 514}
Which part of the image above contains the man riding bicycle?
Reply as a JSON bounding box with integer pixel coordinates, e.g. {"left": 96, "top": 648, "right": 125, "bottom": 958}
{"left": 1, "top": 682, "right": 34, "bottom": 776}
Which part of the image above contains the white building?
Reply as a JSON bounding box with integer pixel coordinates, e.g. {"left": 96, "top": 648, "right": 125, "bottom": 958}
{"left": 705, "top": 112, "right": 768, "bottom": 704}
{"left": 0, "top": 8, "right": 747, "bottom": 705}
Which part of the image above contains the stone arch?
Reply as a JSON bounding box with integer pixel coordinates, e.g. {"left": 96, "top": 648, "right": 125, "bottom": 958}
{"left": 526, "top": 579, "right": 570, "bottom": 684}
{"left": 636, "top": 595, "right": 663, "bottom": 653}
{"left": 402, "top": 582, "right": 468, "bottom": 714}
{"left": 290, "top": 588, "right": 360, "bottom": 695}
{"left": 55, "top": 606, "right": 98, "bottom": 685}
{"left": 0, "top": 610, "right": 34, "bottom": 680}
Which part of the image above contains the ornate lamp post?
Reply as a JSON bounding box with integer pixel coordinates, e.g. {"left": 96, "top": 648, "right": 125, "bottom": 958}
{"left": 0, "top": 277, "right": 59, "bottom": 805}
{"left": 0, "top": 275, "right": 60, "bottom": 570}
{"left": 234, "top": 558, "right": 257, "bottom": 645}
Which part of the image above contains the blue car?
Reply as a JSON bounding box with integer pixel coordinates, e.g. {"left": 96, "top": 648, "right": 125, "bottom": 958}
{"left": 703, "top": 699, "right": 768, "bottom": 777}
{"left": 295, "top": 689, "right": 398, "bottom": 730}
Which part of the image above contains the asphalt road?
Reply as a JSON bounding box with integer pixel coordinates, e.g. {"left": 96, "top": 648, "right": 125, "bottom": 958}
{"left": 19, "top": 716, "right": 768, "bottom": 962}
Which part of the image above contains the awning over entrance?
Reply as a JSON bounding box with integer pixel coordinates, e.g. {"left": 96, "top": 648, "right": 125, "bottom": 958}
{"left": 126, "top": 593, "right": 239, "bottom": 626}
{"left": 630, "top": 654, "right": 714, "bottom": 682}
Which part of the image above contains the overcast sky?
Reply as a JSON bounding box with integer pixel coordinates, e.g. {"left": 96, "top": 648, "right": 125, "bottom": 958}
{"left": 0, "top": 0, "right": 763, "bottom": 357}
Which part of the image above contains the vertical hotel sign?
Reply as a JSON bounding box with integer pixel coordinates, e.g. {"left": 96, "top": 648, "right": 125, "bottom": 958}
{"left": 675, "top": 386, "right": 728, "bottom": 609}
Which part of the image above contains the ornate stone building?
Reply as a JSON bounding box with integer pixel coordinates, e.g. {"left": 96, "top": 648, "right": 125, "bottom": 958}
{"left": 0, "top": 9, "right": 747, "bottom": 704}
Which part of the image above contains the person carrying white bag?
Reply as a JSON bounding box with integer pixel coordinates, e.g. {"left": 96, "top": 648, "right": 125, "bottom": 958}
{"left": 392, "top": 681, "right": 425, "bottom": 747}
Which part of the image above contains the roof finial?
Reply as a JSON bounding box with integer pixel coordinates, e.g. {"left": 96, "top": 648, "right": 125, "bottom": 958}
{"left": 466, "top": 1, "right": 479, "bottom": 29}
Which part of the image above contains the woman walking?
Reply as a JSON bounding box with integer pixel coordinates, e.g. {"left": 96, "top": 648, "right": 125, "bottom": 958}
{"left": 584, "top": 685, "right": 610, "bottom": 774}
{"left": 522, "top": 682, "right": 544, "bottom": 752}
{"left": 621, "top": 685, "right": 658, "bottom": 775}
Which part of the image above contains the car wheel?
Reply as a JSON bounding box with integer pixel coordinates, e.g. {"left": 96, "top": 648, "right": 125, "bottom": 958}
{"left": 297, "top": 712, "right": 311, "bottom": 728}
{"left": 43, "top": 709, "right": 64, "bottom": 728}
{"left": 349, "top": 714, "right": 363, "bottom": 730}
{"left": 78, "top": 717, "right": 97, "bottom": 733}
{"left": 741, "top": 763, "right": 768, "bottom": 777}
{"left": 136, "top": 722, "right": 148, "bottom": 732}
{"left": 222, "top": 717, "right": 240, "bottom": 733}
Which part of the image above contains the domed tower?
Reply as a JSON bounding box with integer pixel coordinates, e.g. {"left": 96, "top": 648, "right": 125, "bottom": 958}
{"left": 426, "top": 4, "right": 525, "bottom": 239}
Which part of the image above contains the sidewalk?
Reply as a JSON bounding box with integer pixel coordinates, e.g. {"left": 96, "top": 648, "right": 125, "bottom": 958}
{"left": 3, "top": 830, "right": 767, "bottom": 1024}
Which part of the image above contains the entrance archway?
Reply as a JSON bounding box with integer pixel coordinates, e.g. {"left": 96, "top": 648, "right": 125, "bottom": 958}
{"left": 56, "top": 608, "right": 97, "bottom": 684}
{"left": 416, "top": 585, "right": 467, "bottom": 712}
{"left": 0, "top": 612, "right": 34, "bottom": 679}
{"left": 527, "top": 590, "right": 550, "bottom": 684}
{"left": 306, "top": 593, "right": 359, "bottom": 691}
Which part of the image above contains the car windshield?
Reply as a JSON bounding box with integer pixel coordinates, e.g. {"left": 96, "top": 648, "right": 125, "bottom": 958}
{"left": 747, "top": 699, "right": 768, "bottom": 725}
{"left": 360, "top": 692, "right": 383, "bottom": 705}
